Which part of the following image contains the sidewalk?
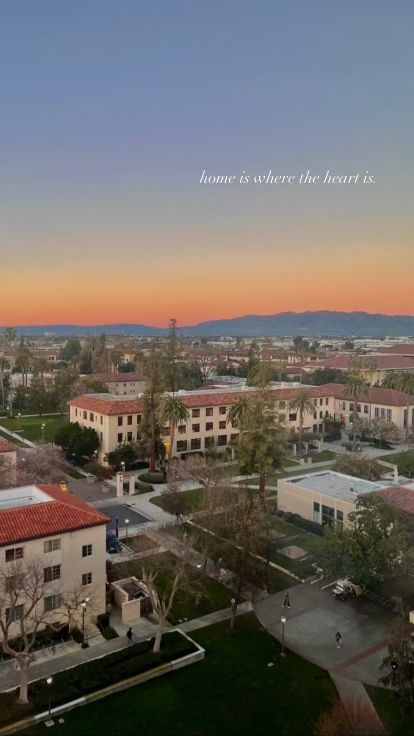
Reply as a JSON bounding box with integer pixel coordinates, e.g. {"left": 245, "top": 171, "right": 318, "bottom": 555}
{"left": 330, "top": 673, "right": 385, "bottom": 733}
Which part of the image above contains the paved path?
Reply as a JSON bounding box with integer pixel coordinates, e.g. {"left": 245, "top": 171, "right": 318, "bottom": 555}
{"left": 330, "top": 673, "right": 385, "bottom": 733}
{"left": 179, "top": 601, "right": 253, "bottom": 632}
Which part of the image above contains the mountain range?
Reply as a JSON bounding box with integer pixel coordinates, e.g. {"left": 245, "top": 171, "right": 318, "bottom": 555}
{"left": 3, "top": 311, "right": 414, "bottom": 338}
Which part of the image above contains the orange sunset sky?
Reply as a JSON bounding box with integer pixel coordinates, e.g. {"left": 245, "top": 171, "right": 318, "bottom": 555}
{"left": 1, "top": 2, "right": 413, "bottom": 328}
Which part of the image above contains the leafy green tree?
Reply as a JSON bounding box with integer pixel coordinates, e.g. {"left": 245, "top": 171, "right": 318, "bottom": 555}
{"left": 333, "top": 452, "right": 383, "bottom": 480}
{"left": 52, "top": 370, "right": 79, "bottom": 412}
{"left": 140, "top": 346, "right": 164, "bottom": 471}
{"left": 60, "top": 337, "right": 82, "bottom": 364}
{"left": 2, "top": 326, "right": 16, "bottom": 345}
{"left": 380, "top": 609, "right": 414, "bottom": 708}
{"left": 323, "top": 414, "right": 342, "bottom": 440}
{"left": 288, "top": 388, "right": 316, "bottom": 454}
{"left": 55, "top": 422, "right": 99, "bottom": 463}
{"left": 0, "top": 357, "right": 10, "bottom": 411}
{"left": 14, "top": 346, "right": 32, "bottom": 388}
{"left": 235, "top": 393, "right": 287, "bottom": 501}
{"left": 302, "top": 368, "right": 345, "bottom": 385}
{"left": 26, "top": 372, "right": 53, "bottom": 415}
{"left": 105, "top": 442, "right": 141, "bottom": 470}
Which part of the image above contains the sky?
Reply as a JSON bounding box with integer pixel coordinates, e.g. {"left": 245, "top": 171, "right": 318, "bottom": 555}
{"left": 0, "top": 0, "right": 413, "bottom": 327}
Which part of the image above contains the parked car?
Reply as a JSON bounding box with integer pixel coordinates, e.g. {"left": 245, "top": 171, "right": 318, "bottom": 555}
{"left": 332, "top": 578, "right": 362, "bottom": 601}
{"left": 106, "top": 531, "right": 122, "bottom": 554}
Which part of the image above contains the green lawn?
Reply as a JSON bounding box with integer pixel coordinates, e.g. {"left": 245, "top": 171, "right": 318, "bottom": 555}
{"left": 111, "top": 553, "right": 235, "bottom": 624}
{"left": 150, "top": 485, "right": 250, "bottom": 514}
{"left": 0, "top": 414, "right": 67, "bottom": 443}
{"left": 306, "top": 450, "right": 336, "bottom": 462}
{"left": 367, "top": 686, "right": 414, "bottom": 736}
{"left": 267, "top": 515, "right": 322, "bottom": 578}
{"left": 238, "top": 465, "right": 329, "bottom": 486}
{"left": 377, "top": 450, "right": 414, "bottom": 476}
{"left": 24, "top": 613, "right": 337, "bottom": 736}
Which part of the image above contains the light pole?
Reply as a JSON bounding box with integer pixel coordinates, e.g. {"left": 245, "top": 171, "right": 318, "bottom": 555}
{"left": 81, "top": 596, "right": 90, "bottom": 642}
{"left": 17, "top": 411, "right": 21, "bottom": 429}
{"left": 125, "top": 518, "right": 130, "bottom": 540}
{"left": 120, "top": 461, "right": 125, "bottom": 474}
{"left": 41, "top": 422, "right": 46, "bottom": 443}
{"left": 280, "top": 616, "right": 286, "bottom": 657}
{"left": 46, "top": 676, "right": 53, "bottom": 718}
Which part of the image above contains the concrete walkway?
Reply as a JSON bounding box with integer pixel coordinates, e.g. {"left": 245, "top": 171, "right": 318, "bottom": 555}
{"left": 330, "top": 673, "right": 385, "bottom": 733}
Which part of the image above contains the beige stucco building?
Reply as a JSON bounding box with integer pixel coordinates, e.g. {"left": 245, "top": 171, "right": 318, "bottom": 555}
{"left": 277, "top": 470, "right": 387, "bottom": 527}
{"left": 81, "top": 372, "right": 146, "bottom": 396}
{"left": 68, "top": 386, "right": 336, "bottom": 464}
{"left": 321, "top": 383, "right": 414, "bottom": 434}
{"left": 0, "top": 484, "right": 108, "bottom": 640}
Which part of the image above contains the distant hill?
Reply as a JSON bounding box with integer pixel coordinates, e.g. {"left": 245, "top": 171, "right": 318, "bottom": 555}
{"left": 2, "top": 311, "right": 414, "bottom": 338}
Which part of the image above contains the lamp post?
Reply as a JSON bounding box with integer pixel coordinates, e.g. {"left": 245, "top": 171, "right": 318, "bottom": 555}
{"left": 125, "top": 518, "right": 130, "bottom": 540}
{"left": 46, "top": 676, "right": 53, "bottom": 718}
{"left": 120, "top": 461, "right": 125, "bottom": 474}
{"left": 41, "top": 422, "right": 46, "bottom": 443}
{"left": 280, "top": 616, "right": 286, "bottom": 657}
{"left": 17, "top": 411, "right": 21, "bottom": 429}
{"left": 81, "top": 596, "right": 90, "bottom": 642}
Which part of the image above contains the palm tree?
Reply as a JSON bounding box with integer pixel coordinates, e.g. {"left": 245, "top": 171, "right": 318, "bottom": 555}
{"left": 3, "top": 326, "right": 16, "bottom": 346}
{"left": 159, "top": 394, "right": 190, "bottom": 466}
{"left": 382, "top": 371, "right": 414, "bottom": 441}
{"left": 0, "top": 357, "right": 10, "bottom": 411}
{"left": 344, "top": 366, "right": 369, "bottom": 449}
{"left": 227, "top": 395, "right": 253, "bottom": 456}
{"left": 288, "top": 388, "right": 317, "bottom": 455}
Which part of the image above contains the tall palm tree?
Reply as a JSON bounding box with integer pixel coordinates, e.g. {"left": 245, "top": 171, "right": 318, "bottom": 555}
{"left": 288, "top": 388, "right": 317, "bottom": 455}
{"left": 0, "top": 357, "right": 10, "bottom": 411}
{"left": 159, "top": 394, "right": 190, "bottom": 466}
{"left": 382, "top": 371, "right": 414, "bottom": 440}
{"left": 344, "top": 366, "right": 369, "bottom": 449}
{"left": 227, "top": 395, "right": 253, "bottom": 455}
{"left": 3, "top": 326, "right": 16, "bottom": 346}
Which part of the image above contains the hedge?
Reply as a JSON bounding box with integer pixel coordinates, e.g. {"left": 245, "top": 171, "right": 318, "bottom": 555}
{"left": 139, "top": 471, "right": 166, "bottom": 484}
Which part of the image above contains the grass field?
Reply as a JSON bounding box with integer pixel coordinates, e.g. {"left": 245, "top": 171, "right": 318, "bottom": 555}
{"left": 238, "top": 465, "right": 330, "bottom": 486}
{"left": 0, "top": 414, "right": 67, "bottom": 443}
{"left": 23, "top": 613, "right": 337, "bottom": 736}
{"left": 377, "top": 449, "right": 414, "bottom": 476}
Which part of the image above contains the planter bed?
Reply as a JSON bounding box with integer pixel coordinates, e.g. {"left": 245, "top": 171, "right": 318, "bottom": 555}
{"left": 0, "top": 632, "right": 198, "bottom": 730}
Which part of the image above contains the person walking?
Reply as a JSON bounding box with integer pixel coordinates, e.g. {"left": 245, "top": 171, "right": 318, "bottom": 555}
{"left": 282, "top": 592, "right": 290, "bottom": 608}
{"left": 336, "top": 631, "right": 342, "bottom": 649}
{"left": 127, "top": 627, "right": 133, "bottom": 647}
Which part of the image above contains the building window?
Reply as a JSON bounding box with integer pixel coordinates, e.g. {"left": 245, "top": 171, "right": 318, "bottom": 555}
{"left": 204, "top": 436, "right": 215, "bottom": 448}
{"left": 178, "top": 425, "right": 186, "bottom": 434}
{"left": 137, "top": 415, "right": 142, "bottom": 424}
{"left": 342, "top": 402, "right": 346, "bottom": 410}
{"left": 127, "top": 431, "right": 133, "bottom": 441}
{"left": 192, "top": 409, "right": 200, "bottom": 418}
{"left": 83, "top": 411, "right": 87, "bottom": 420}
{"left": 100, "top": 415, "right": 103, "bottom": 424}
{"left": 162, "top": 426, "right": 171, "bottom": 436}
{"left": 387, "top": 409, "right": 392, "bottom": 421}
{"left": 325, "top": 398, "right": 328, "bottom": 405}
{"left": 380, "top": 408, "right": 386, "bottom": 418}
{"left": 279, "top": 401, "right": 286, "bottom": 409}
{"left": 191, "top": 438, "right": 201, "bottom": 450}
{"left": 82, "top": 544, "right": 93, "bottom": 557}
{"left": 336, "top": 510, "right": 344, "bottom": 523}
{"left": 319, "top": 399, "right": 323, "bottom": 406}
{"left": 357, "top": 404, "right": 361, "bottom": 412}
{"left": 44, "top": 565, "right": 61, "bottom": 583}
{"left": 100, "top": 432, "right": 103, "bottom": 441}
{"left": 219, "top": 406, "right": 226, "bottom": 415}
{"left": 217, "top": 435, "right": 227, "bottom": 446}
{"left": 230, "top": 433, "right": 238, "bottom": 442}
{"left": 89, "top": 412, "right": 94, "bottom": 422}
{"left": 44, "top": 539, "right": 61, "bottom": 554}
{"left": 206, "top": 407, "right": 213, "bottom": 417}
{"left": 176, "top": 440, "right": 188, "bottom": 452}
{"left": 6, "top": 605, "right": 24, "bottom": 623}
{"left": 321, "top": 505, "right": 335, "bottom": 526}
{"left": 289, "top": 413, "right": 297, "bottom": 421}
{"left": 117, "top": 416, "right": 123, "bottom": 426}
{"left": 192, "top": 423, "right": 200, "bottom": 433}
{"left": 5, "top": 547, "right": 24, "bottom": 563}
{"left": 5, "top": 574, "right": 24, "bottom": 592}
{"left": 44, "top": 594, "right": 61, "bottom": 612}
{"left": 82, "top": 572, "right": 93, "bottom": 586}
{"left": 313, "top": 501, "right": 320, "bottom": 523}
{"left": 374, "top": 407, "right": 380, "bottom": 418}
{"left": 205, "top": 422, "right": 213, "bottom": 431}
{"left": 364, "top": 405, "right": 369, "bottom": 414}
{"left": 349, "top": 403, "right": 354, "bottom": 412}
{"left": 219, "top": 421, "right": 226, "bottom": 429}
{"left": 75, "top": 409, "right": 78, "bottom": 417}
{"left": 117, "top": 433, "right": 123, "bottom": 443}
{"left": 127, "top": 415, "right": 132, "bottom": 425}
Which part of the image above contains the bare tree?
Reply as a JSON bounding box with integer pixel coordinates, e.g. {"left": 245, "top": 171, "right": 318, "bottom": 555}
{"left": 0, "top": 557, "right": 66, "bottom": 703}
{"left": 16, "top": 445, "right": 66, "bottom": 486}
{"left": 315, "top": 697, "right": 384, "bottom": 736}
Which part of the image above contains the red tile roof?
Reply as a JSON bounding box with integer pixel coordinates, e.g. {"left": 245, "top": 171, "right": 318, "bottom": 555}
{"left": 310, "top": 355, "right": 414, "bottom": 370}
{"left": 320, "top": 383, "right": 414, "bottom": 407}
{"left": 68, "top": 386, "right": 332, "bottom": 415}
{"left": 0, "top": 439, "right": 15, "bottom": 453}
{"left": 0, "top": 485, "right": 109, "bottom": 547}
{"left": 377, "top": 486, "right": 414, "bottom": 515}
{"left": 375, "top": 344, "right": 414, "bottom": 356}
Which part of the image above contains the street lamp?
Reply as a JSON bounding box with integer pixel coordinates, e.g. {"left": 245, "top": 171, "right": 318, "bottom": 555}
{"left": 125, "top": 518, "right": 130, "bottom": 540}
{"left": 46, "top": 676, "right": 53, "bottom": 718}
{"left": 41, "top": 422, "right": 46, "bottom": 443}
{"left": 280, "top": 616, "right": 286, "bottom": 657}
{"left": 17, "top": 411, "right": 21, "bottom": 429}
{"left": 120, "top": 461, "right": 125, "bottom": 473}
{"left": 81, "top": 597, "right": 90, "bottom": 642}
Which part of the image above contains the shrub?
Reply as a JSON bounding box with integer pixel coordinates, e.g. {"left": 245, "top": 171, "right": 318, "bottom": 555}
{"left": 333, "top": 452, "right": 383, "bottom": 481}
{"left": 136, "top": 479, "right": 154, "bottom": 493}
{"left": 83, "top": 462, "right": 113, "bottom": 480}
{"left": 139, "top": 471, "right": 166, "bottom": 484}
{"left": 70, "top": 626, "right": 83, "bottom": 643}
{"left": 289, "top": 513, "right": 323, "bottom": 536}
{"left": 96, "top": 612, "right": 110, "bottom": 630}
{"left": 101, "top": 626, "right": 119, "bottom": 640}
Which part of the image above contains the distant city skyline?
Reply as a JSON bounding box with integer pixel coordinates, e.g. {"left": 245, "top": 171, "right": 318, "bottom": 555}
{"left": 1, "top": 1, "right": 412, "bottom": 325}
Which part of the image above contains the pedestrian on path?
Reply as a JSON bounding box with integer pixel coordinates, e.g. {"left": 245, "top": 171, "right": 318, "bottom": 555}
{"left": 127, "top": 627, "right": 133, "bottom": 647}
{"left": 282, "top": 592, "right": 290, "bottom": 608}
{"left": 336, "top": 631, "right": 342, "bottom": 649}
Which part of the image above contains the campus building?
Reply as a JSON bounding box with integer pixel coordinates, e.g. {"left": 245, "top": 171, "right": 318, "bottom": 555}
{"left": 68, "top": 385, "right": 336, "bottom": 464}
{"left": 80, "top": 372, "right": 147, "bottom": 396}
{"left": 0, "top": 484, "right": 108, "bottom": 640}
{"left": 320, "top": 383, "right": 414, "bottom": 434}
{"left": 303, "top": 355, "right": 414, "bottom": 384}
{"left": 277, "top": 470, "right": 387, "bottom": 527}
